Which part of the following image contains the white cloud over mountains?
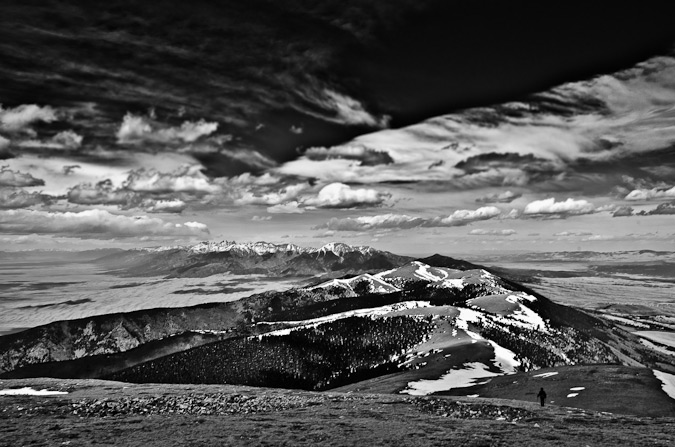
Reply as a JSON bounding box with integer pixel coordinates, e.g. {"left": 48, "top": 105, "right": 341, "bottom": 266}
{"left": 469, "top": 229, "right": 517, "bottom": 236}
{"left": 67, "top": 179, "right": 134, "bottom": 205}
{"left": 625, "top": 186, "right": 675, "bottom": 201}
{"left": 304, "top": 183, "right": 388, "bottom": 209}
{"left": 123, "top": 166, "right": 218, "bottom": 194}
{"left": 0, "top": 189, "right": 52, "bottom": 209}
{"left": 0, "top": 104, "right": 57, "bottom": 132}
{"left": 318, "top": 206, "right": 501, "bottom": 231}
{"left": 116, "top": 113, "right": 218, "bottom": 144}
{"left": 0, "top": 209, "right": 208, "bottom": 238}
{"left": 523, "top": 198, "right": 596, "bottom": 216}
{"left": 0, "top": 169, "right": 45, "bottom": 187}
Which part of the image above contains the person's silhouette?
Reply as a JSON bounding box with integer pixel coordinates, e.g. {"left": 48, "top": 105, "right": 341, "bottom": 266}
{"left": 537, "top": 387, "right": 547, "bottom": 407}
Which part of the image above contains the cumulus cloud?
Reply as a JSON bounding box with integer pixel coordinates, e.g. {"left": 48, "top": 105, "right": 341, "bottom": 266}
{"left": 117, "top": 113, "right": 218, "bottom": 144}
{"left": 468, "top": 228, "right": 516, "bottom": 236}
{"left": 123, "top": 166, "right": 219, "bottom": 194}
{"left": 304, "top": 183, "right": 388, "bottom": 209}
{"left": 625, "top": 186, "right": 675, "bottom": 201}
{"left": 0, "top": 104, "right": 57, "bottom": 131}
{"left": 318, "top": 206, "right": 501, "bottom": 232}
{"left": 138, "top": 199, "right": 187, "bottom": 213}
{"left": 304, "top": 144, "right": 394, "bottom": 166}
{"left": 0, "top": 168, "right": 45, "bottom": 187}
{"left": 267, "top": 201, "right": 305, "bottom": 214}
{"left": 475, "top": 190, "right": 522, "bottom": 204}
{"left": 523, "top": 198, "right": 595, "bottom": 216}
{"left": 640, "top": 201, "right": 675, "bottom": 215}
{"left": 426, "top": 206, "right": 502, "bottom": 226}
{"left": 235, "top": 183, "right": 309, "bottom": 206}
{"left": 252, "top": 215, "right": 272, "bottom": 221}
{"left": 0, "top": 189, "right": 52, "bottom": 209}
{"left": 67, "top": 180, "right": 133, "bottom": 205}
{"left": 16, "top": 130, "right": 84, "bottom": 151}
{"left": 320, "top": 214, "right": 423, "bottom": 231}
{"left": 51, "top": 130, "right": 83, "bottom": 149}
{"left": 0, "top": 209, "right": 209, "bottom": 238}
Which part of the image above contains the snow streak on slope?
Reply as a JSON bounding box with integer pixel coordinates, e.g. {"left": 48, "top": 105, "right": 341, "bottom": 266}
{"left": 309, "top": 273, "right": 400, "bottom": 295}
{"left": 654, "top": 370, "right": 675, "bottom": 401}
{"left": 256, "top": 301, "right": 433, "bottom": 337}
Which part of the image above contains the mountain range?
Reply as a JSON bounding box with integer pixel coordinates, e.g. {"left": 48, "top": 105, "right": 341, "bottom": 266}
{"left": 1, "top": 242, "right": 674, "bottom": 409}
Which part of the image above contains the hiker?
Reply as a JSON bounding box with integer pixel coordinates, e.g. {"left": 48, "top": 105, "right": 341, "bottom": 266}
{"left": 537, "top": 387, "right": 547, "bottom": 407}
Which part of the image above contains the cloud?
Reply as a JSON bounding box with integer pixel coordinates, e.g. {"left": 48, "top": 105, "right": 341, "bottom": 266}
{"left": 475, "top": 190, "right": 522, "bottom": 204}
{"left": 0, "top": 168, "right": 45, "bottom": 187}
{"left": 426, "top": 206, "right": 502, "bottom": 226}
{"left": 16, "top": 130, "right": 84, "bottom": 151}
{"left": 641, "top": 201, "right": 675, "bottom": 216}
{"left": 625, "top": 186, "right": 675, "bottom": 201}
{"left": 0, "top": 209, "right": 209, "bottom": 238}
{"left": 0, "top": 189, "right": 52, "bottom": 209}
{"left": 304, "top": 144, "right": 394, "bottom": 166}
{"left": 235, "top": 183, "right": 309, "bottom": 206}
{"left": 319, "top": 206, "right": 501, "bottom": 232}
{"left": 523, "top": 198, "right": 595, "bottom": 216}
{"left": 0, "top": 135, "right": 9, "bottom": 150}
{"left": 612, "top": 206, "right": 634, "bottom": 217}
{"left": 0, "top": 104, "right": 57, "bottom": 132}
{"left": 138, "top": 199, "right": 187, "bottom": 213}
{"left": 67, "top": 179, "right": 134, "bottom": 205}
{"left": 304, "top": 183, "right": 388, "bottom": 208}
{"left": 267, "top": 201, "right": 305, "bottom": 214}
{"left": 116, "top": 113, "right": 218, "bottom": 144}
{"left": 301, "top": 88, "right": 389, "bottom": 128}
{"left": 252, "top": 215, "right": 272, "bottom": 221}
{"left": 553, "top": 231, "right": 594, "bottom": 237}
{"left": 469, "top": 229, "right": 516, "bottom": 236}
{"left": 123, "top": 166, "right": 219, "bottom": 194}
{"left": 320, "top": 214, "right": 423, "bottom": 231}
{"left": 51, "top": 130, "right": 83, "bottom": 149}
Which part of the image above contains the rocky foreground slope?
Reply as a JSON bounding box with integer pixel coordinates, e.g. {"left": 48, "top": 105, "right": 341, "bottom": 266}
{"left": 1, "top": 378, "right": 674, "bottom": 447}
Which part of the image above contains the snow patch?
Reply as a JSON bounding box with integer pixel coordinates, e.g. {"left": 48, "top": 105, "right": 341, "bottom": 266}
{"left": 401, "top": 362, "right": 496, "bottom": 395}
{"left": 0, "top": 387, "right": 68, "bottom": 396}
{"left": 654, "top": 370, "right": 675, "bottom": 401}
{"left": 569, "top": 387, "right": 585, "bottom": 391}
{"left": 487, "top": 340, "right": 520, "bottom": 373}
{"left": 566, "top": 393, "right": 579, "bottom": 398}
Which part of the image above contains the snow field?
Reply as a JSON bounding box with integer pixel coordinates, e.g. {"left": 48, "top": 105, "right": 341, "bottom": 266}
{"left": 0, "top": 387, "right": 68, "bottom": 396}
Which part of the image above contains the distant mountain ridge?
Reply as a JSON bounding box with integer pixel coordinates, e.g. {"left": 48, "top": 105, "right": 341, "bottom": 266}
{"left": 95, "top": 241, "right": 412, "bottom": 278}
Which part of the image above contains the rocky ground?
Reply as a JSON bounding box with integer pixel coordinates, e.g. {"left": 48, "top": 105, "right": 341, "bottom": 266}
{"left": 1, "top": 378, "right": 675, "bottom": 446}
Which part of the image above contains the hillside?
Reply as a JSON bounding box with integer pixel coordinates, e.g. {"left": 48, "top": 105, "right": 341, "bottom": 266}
{"left": 4, "top": 254, "right": 674, "bottom": 404}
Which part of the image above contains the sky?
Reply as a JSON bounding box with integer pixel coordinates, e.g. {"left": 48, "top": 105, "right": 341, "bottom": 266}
{"left": 2, "top": 1, "right": 675, "bottom": 256}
